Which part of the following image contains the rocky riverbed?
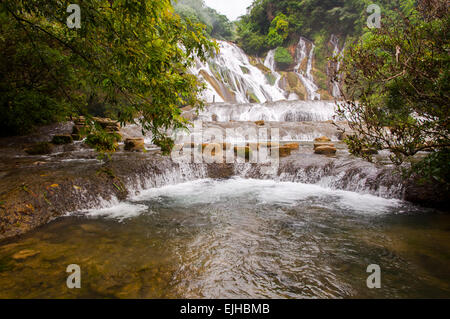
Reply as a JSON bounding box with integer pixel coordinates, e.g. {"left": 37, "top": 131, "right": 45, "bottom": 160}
{"left": 0, "top": 120, "right": 448, "bottom": 241}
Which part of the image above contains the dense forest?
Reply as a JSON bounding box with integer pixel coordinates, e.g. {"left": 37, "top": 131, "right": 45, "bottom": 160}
{"left": 236, "top": 0, "right": 415, "bottom": 54}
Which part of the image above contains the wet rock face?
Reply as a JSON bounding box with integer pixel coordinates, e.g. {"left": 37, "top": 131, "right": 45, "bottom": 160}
{"left": 404, "top": 178, "right": 449, "bottom": 211}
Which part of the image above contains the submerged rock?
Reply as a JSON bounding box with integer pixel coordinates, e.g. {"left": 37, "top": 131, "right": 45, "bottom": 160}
{"left": 124, "top": 138, "right": 145, "bottom": 152}
{"left": 12, "top": 249, "right": 40, "bottom": 260}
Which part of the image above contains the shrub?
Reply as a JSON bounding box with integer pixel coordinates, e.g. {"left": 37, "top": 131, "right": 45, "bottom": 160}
{"left": 274, "top": 47, "right": 293, "bottom": 71}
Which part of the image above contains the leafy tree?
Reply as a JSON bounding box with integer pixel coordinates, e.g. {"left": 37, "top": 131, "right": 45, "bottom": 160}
{"left": 236, "top": 19, "right": 267, "bottom": 55}
{"left": 266, "top": 13, "right": 289, "bottom": 48}
{"left": 336, "top": 0, "right": 449, "bottom": 186}
{"left": 0, "top": 0, "right": 216, "bottom": 153}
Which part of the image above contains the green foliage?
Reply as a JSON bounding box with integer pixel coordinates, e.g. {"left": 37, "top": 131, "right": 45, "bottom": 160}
{"left": 236, "top": 20, "right": 267, "bottom": 55}
{"left": 1, "top": 0, "right": 216, "bottom": 154}
{"left": 266, "top": 13, "right": 289, "bottom": 48}
{"left": 337, "top": 1, "right": 449, "bottom": 186}
{"left": 274, "top": 47, "right": 293, "bottom": 70}
{"left": 173, "top": 0, "right": 234, "bottom": 40}
{"left": 237, "top": 0, "right": 418, "bottom": 57}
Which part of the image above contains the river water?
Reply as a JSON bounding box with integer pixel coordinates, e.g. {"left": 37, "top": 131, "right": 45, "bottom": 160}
{"left": 0, "top": 177, "right": 449, "bottom": 298}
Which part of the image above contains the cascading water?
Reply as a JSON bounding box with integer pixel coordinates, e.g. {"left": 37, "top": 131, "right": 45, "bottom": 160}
{"left": 191, "top": 41, "right": 287, "bottom": 104}
{"left": 295, "top": 37, "right": 321, "bottom": 100}
{"left": 191, "top": 37, "right": 333, "bottom": 103}
{"left": 194, "top": 100, "right": 337, "bottom": 122}
{"left": 263, "top": 50, "right": 281, "bottom": 90}
{"left": 329, "top": 34, "right": 344, "bottom": 98}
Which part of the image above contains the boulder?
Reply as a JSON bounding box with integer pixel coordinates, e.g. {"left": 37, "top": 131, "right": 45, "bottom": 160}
{"left": 315, "top": 145, "right": 337, "bottom": 155}
{"left": 283, "top": 143, "right": 299, "bottom": 150}
{"left": 93, "top": 117, "right": 121, "bottom": 131}
{"left": 124, "top": 138, "right": 145, "bottom": 152}
{"left": 314, "top": 136, "right": 331, "bottom": 143}
{"left": 51, "top": 134, "right": 73, "bottom": 145}
{"left": 255, "top": 120, "right": 265, "bottom": 126}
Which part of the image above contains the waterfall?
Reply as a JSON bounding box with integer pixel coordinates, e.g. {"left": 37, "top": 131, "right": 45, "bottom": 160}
{"left": 329, "top": 35, "right": 344, "bottom": 98}
{"left": 294, "top": 37, "right": 321, "bottom": 101}
{"left": 263, "top": 49, "right": 282, "bottom": 89}
{"left": 195, "top": 100, "right": 336, "bottom": 122}
{"left": 191, "top": 40, "right": 287, "bottom": 104}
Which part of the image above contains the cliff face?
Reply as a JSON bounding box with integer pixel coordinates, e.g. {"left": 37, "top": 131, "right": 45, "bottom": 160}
{"left": 191, "top": 35, "right": 344, "bottom": 104}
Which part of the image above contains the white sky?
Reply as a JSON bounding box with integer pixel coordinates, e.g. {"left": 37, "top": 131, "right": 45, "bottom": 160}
{"left": 204, "top": 0, "right": 254, "bottom": 21}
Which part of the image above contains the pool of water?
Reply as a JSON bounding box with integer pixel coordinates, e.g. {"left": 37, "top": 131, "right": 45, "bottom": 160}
{"left": 0, "top": 178, "right": 449, "bottom": 298}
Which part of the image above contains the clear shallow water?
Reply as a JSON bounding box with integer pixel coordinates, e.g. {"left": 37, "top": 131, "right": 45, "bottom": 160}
{"left": 0, "top": 178, "right": 449, "bottom": 298}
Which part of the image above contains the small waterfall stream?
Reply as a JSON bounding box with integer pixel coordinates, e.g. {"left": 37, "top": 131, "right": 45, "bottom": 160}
{"left": 329, "top": 34, "right": 344, "bottom": 98}
{"left": 294, "top": 37, "right": 321, "bottom": 100}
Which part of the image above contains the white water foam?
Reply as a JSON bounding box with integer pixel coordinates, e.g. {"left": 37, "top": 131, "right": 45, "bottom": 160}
{"left": 81, "top": 202, "right": 149, "bottom": 221}
{"left": 196, "top": 100, "right": 336, "bottom": 122}
{"left": 131, "top": 178, "right": 402, "bottom": 216}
